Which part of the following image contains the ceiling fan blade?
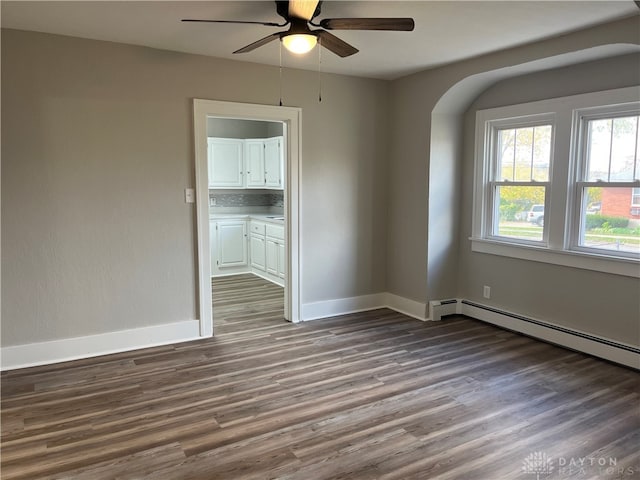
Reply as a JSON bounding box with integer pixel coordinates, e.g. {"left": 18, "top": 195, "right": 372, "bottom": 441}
{"left": 182, "top": 19, "right": 286, "bottom": 27}
{"left": 288, "top": 0, "right": 320, "bottom": 21}
{"left": 316, "top": 30, "right": 358, "bottom": 58}
{"left": 233, "top": 32, "right": 282, "bottom": 54}
{"left": 319, "top": 18, "right": 415, "bottom": 31}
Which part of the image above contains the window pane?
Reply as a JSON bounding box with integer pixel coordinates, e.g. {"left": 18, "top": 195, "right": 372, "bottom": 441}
{"left": 532, "top": 125, "right": 551, "bottom": 181}
{"left": 497, "top": 126, "right": 551, "bottom": 181}
{"left": 514, "top": 128, "right": 533, "bottom": 181}
{"left": 586, "top": 119, "right": 612, "bottom": 181}
{"left": 498, "top": 129, "right": 515, "bottom": 181}
{"left": 580, "top": 186, "right": 640, "bottom": 254}
{"left": 495, "top": 185, "right": 545, "bottom": 241}
{"left": 610, "top": 116, "right": 638, "bottom": 181}
{"left": 586, "top": 116, "right": 639, "bottom": 182}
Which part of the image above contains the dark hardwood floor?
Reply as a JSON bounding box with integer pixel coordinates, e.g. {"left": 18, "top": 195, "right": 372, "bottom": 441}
{"left": 2, "top": 274, "right": 639, "bottom": 479}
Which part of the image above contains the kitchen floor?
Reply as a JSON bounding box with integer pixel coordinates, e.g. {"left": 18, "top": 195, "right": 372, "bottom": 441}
{"left": 212, "top": 274, "right": 286, "bottom": 336}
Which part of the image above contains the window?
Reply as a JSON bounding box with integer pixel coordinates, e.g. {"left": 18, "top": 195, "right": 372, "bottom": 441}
{"left": 574, "top": 112, "right": 640, "bottom": 256}
{"left": 473, "top": 86, "right": 640, "bottom": 277}
{"left": 490, "top": 123, "right": 552, "bottom": 242}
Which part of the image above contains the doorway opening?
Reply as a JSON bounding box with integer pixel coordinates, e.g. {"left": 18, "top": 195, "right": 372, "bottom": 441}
{"left": 208, "top": 118, "right": 286, "bottom": 333}
{"left": 193, "top": 99, "right": 301, "bottom": 337}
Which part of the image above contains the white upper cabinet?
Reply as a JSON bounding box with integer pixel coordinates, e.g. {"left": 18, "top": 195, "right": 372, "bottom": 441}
{"left": 208, "top": 136, "right": 283, "bottom": 190}
{"left": 245, "top": 139, "right": 265, "bottom": 188}
{"left": 208, "top": 138, "right": 244, "bottom": 188}
{"left": 264, "top": 137, "right": 284, "bottom": 189}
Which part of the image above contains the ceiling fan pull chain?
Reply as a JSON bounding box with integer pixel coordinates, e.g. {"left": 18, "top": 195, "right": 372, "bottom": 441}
{"left": 318, "top": 36, "right": 322, "bottom": 103}
{"left": 279, "top": 39, "right": 283, "bottom": 107}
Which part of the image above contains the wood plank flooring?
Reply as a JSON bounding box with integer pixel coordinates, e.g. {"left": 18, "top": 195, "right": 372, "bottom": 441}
{"left": 2, "top": 274, "right": 639, "bottom": 479}
{"left": 212, "top": 274, "right": 286, "bottom": 335}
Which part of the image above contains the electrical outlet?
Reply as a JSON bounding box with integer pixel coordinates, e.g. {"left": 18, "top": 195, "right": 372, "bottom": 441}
{"left": 483, "top": 286, "right": 491, "bottom": 299}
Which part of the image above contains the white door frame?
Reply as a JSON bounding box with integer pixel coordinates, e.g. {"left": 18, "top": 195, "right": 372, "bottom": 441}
{"left": 193, "top": 99, "right": 302, "bottom": 336}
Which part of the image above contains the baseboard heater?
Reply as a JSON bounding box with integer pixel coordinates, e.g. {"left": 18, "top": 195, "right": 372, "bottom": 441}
{"left": 441, "top": 299, "right": 639, "bottom": 370}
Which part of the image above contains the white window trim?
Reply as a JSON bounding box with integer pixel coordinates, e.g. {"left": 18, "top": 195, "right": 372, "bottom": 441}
{"left": 483, "top": 114, "right": 555, "bottom": 247}
{"left": 472, "top": 86, "right": 640, "bottom": 278}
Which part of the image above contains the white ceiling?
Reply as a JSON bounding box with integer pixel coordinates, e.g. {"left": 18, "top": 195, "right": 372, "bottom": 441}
{"left": 2, "top": 1, "right": 638, "bottom": 80}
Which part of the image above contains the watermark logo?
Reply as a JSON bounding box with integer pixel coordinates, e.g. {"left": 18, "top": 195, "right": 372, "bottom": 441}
{"left": 522, "top": 451, "right": 554, "bottom": 480}
{"left": 521, "top": 452, "right": 636, "bottom": 478}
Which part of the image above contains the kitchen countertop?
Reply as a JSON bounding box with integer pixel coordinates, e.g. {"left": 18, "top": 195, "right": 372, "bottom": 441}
{"left": 210, "top": 213, "right": 284, "bottom": 224}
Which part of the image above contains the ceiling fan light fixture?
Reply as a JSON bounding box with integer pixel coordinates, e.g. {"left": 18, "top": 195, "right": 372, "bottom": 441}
{"left": 282, "top": 33, "right": 317, "bottom": 54}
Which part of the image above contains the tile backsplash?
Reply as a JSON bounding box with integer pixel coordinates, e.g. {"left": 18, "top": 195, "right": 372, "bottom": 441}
{"left": 209, "top": 191, "right": 283, "bottom": 208}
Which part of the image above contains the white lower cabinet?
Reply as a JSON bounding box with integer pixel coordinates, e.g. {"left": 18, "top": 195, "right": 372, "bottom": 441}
{"left": 211, "top": 216, "right": 284, "bottom": 286}
{"left": 266, "top": 239, "right": 278, "bottom": 276}
{"left": 250, "top": 234, "right": 266, "bottom": 271}
{"left": 248, "top": 221, "right": 285, "bottom": 286}
{"left": 277, "top": 242, "right": 286, "bottom": 279}
{"left": 265, "top": 224, "right": 285, "bottom": 285}
{"left": 211, "top": 219, "right": 248, "bottom": 275}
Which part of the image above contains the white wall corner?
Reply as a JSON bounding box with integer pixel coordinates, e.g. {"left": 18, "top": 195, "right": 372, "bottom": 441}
{"left": 385, "top": 293, "right": 430, "bottom": 321}
{"left": 1, "top": 320, "right": 202, "bottom": 371}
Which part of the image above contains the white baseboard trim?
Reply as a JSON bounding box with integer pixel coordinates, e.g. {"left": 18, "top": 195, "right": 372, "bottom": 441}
{"left": 1, "top": 320, "right": 201, "bottom": 371}
{"left": 7, "top": 295, "right": 635, "bottom": 371}
{"left": 301, "top": 292, "right": 430, "bottom": 322}
{"left": 250, "top": 270, "right": 284, "bottom": 287}
{"left": 460, "top": 300, "right": 639, "bottom": 370}
{"left": 302, "top": 293, "right": 386, "bottom": 321}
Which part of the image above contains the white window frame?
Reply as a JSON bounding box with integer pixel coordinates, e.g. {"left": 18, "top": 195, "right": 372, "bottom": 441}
{"left": 570, "top": 104, "right": 640, "bottom": 257}
{"left": 482, "top": 114, "right": 555, "bottom": 247}
{"left": 472, "top": 86, "right": 640, "bottom": 278}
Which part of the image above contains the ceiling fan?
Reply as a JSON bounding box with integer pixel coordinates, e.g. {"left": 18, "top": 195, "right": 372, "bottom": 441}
{"left": 182, "top": 0, "right": 415, "bottom": 57}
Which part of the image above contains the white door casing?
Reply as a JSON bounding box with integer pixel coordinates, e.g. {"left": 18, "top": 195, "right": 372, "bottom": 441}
{"left": 193, "top": 99, "right": 302, "bottom": 336}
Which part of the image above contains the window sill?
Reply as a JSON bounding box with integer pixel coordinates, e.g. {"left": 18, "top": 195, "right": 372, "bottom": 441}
{"left": 470, "top": 237, "right": 639, "bottom": 278}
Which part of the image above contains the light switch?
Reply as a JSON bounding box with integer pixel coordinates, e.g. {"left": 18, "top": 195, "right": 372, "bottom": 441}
{"left": 185, "top": 188, "right": 195, "bottom": 203}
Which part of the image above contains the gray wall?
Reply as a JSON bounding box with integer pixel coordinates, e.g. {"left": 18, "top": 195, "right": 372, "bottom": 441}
{"left": 1, "top": 28, "right": 389, "bottom": 346}
{"left": 458, "top": 53, "right": 640, "bottom": 344}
